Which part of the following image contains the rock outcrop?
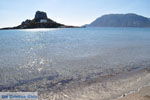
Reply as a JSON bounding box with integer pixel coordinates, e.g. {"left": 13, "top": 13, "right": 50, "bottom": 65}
{"left": 88, "top": 13, "right": 150, "bottom": 27}
{"left": 34, "top": 11, "right": 48, "bottom": 20}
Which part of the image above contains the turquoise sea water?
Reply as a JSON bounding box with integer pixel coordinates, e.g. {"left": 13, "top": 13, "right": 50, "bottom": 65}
{"left": 0, "top": 28, "right": 150, "bottom": 90}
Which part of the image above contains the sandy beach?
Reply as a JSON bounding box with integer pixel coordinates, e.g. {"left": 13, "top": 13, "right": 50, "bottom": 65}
{"left": 116, "top": 86, "right": 150, "bottom": 100}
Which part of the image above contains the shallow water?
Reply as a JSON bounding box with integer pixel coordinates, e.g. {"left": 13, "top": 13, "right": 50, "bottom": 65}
{"left": 0, "top": 27, "right": 150, "bottom": 90}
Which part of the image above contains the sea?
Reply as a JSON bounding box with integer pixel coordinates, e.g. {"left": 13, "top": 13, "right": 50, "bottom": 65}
{"left": 0, "top": 27, "right": 150, "bottom": 99}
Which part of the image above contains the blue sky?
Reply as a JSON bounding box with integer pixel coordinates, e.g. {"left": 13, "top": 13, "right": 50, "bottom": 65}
{"left": 0, "top": 0, "right": 150, "bottom": 28}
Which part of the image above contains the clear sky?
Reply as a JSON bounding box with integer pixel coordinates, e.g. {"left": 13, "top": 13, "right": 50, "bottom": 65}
{"left": 0, "top": 0, "right": 150, "bottom": 28}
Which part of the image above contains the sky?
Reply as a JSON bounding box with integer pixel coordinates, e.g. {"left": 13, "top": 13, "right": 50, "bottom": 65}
{"left": 0, "top": 0, "right": 150, "bottom": 28}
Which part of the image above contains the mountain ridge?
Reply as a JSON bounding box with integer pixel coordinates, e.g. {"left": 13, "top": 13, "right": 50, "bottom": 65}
{"left": 1, "top": 12, "right": 150, "bottom": 29}
{"left": 88, "top": 13, "right": 150, "bottom": 27}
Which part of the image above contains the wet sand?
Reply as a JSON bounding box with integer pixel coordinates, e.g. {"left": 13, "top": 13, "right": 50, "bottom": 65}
{"left": 116, "top": 86, "right": 150, "bottom": 100}
{"left": 39, "top": 68, "right": 150, "bottom": 100}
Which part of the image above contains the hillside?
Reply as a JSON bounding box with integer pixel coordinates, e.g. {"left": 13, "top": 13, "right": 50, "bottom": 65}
{"left": 88, "top": 13, "right": 150, "bottom": 27}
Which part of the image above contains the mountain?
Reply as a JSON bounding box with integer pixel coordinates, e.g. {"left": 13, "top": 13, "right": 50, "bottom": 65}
{"left": 1, "top": 11, "right": 74, "bottom": 29}
{"left": 88, "top": 13, "right": 150, "bottom": 27}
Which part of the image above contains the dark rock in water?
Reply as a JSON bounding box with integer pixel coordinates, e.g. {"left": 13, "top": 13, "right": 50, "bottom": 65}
{"left": 88, "top": 13, "right": 150, "bottom": 27}
{"left": 1, "top": 11, "right": 75, "bottom": 29}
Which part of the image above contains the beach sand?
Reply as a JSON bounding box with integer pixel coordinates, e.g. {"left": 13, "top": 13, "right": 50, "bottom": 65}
{"left": 117, "top": 86, "right": 150, "bottom": 100}
{"left": 38, "top": 69, "right": 150, "bottom": 100}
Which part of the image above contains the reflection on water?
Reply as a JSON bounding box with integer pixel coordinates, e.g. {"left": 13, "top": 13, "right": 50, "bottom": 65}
{"left": 0, "top": 28, "right": 150, "bottom": 90}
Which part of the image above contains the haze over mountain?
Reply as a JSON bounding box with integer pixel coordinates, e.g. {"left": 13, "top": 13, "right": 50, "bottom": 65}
{"left": 1, "top": 11, "right": 73, "bottom": 29}
{"left": 88, "top": 13, "right": 150, "bottom": 27}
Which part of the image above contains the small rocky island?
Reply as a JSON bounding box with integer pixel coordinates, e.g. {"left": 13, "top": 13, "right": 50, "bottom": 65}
{"left": 1, "top": 11, "right": 74, "bottom": 29}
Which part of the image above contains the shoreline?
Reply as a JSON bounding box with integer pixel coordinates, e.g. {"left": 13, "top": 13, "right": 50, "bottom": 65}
{"left": 116, "top": 86, "right": 150, "bottom": 100}
{"left": 39, "top": 68, "right": 150, "bottom": 100}
{"left": 0, "top": 66, "right": 149, "bottom": 100}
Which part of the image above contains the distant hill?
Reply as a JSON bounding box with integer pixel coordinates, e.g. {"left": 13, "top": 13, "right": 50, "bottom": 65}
{"left": 88, "top": 13, "right": 150, "bottom": 27}
{"left": 1, "top": 11, "right": 74, "bottom": 29}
